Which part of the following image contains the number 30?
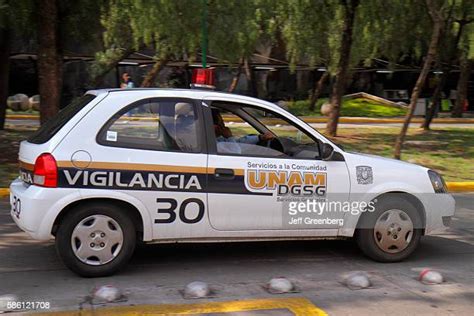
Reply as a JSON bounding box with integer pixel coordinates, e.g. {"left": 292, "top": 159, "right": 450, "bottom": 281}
{"left": 155, "top": 198, "right": 205, "bottom": 224}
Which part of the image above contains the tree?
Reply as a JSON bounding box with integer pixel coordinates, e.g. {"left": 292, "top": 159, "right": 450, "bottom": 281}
{"left": 277, "top": 0, "right": 332, "bottom": 109}
{"left": 208, "top": 0, "right": 277, "bottom": 96}
{"left": 37, "top": 0, "right": 62, "bottom": 124}
{"left": 451, "top": 3, "right": 474, "bottom": 117}
{"left": 89, "top": 0, "right": 136, "bottom": 87}
{"left": 309, "top": 71, "right": 329, "bottom": 111}
{"left": 0, "top": 20, "right": 11, "bottom": 130}
{"left": 422, "top": 0, "right": 473, "bottom": 128}
{"left": 452, "top": 55, "right": 472, "bottom": 117}
{"left": 97, "top": 0, "right": 202, "bottom": 88}
{"left": 228, "top": 58, "right": 243, "bottom": 92}
{"left": 326, "top": 0, "right": 360, "bottom": 136}
{"left": 0, "top": 0, "right": 34, "bottom": 129}
{"left": 394, "top": 0, "right": 445, "bottom": 159}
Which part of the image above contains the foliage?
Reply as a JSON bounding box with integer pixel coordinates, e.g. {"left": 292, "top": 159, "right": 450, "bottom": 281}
{"left": 100, "top": 0, "right": 202, "bottom": 60}
{"left": 0, "top": 0, "right": 34, "bottom": 34}
{"left": 208, "top": 0, "right": 278, "bottom": 63}
{"left": 276, "top": 0, "right": 333, "bottom": 71}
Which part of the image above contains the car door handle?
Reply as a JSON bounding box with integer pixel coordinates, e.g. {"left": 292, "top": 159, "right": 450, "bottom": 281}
{"left": 214, "top": 168, "right": 235, "bottom": 180}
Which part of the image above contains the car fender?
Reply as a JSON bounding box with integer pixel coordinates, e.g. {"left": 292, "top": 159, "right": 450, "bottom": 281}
{"left": 339, "top": 181, "right": 426, "bottom": 237}
{"left": 77, "top": 189, "right": 154, "bottom": 241}
{"left": 37, "top": 189, "right": 153, "bottom": 241}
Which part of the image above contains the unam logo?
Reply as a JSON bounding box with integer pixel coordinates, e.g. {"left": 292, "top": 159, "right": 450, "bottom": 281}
{"left": 246, "top": 169, "right": 327, "bottom": 196}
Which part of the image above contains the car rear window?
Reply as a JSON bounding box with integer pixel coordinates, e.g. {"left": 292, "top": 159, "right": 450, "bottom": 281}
{"left": 27, "top": 94, "right": 96, "bottom": 144}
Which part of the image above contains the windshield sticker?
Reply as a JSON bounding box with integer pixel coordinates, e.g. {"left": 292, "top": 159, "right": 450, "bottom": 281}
{"left": 106, "top": 131, "right": 118, "bottom": 142}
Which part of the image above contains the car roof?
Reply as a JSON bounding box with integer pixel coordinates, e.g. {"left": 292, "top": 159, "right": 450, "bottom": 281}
{"left": 86, "top": 88, "right": 281, "bottom": 111}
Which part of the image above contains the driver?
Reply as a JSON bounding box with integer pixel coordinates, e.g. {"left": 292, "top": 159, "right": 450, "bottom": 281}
{"left": 212, "top": 109, "right": 274, "bottom": 154}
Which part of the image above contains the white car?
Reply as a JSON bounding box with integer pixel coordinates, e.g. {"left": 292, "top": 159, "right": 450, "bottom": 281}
{"left": 10, "top": 89, "right": 455, "bottom": 277}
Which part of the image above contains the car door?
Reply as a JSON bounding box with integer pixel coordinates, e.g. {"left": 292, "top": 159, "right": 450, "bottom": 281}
{"left": 87, "top": 97, "right": 209, "bottom": 240}
{"left": 203, "top": 98, "right": 350, "bottom": 232}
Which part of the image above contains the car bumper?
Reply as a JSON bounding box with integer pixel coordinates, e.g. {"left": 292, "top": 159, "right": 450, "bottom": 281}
{"left": 9, "top": 178, "right": 81, "bottom": 240}
{"left": 423, "top": 193, "right": 456, "bottom": 234}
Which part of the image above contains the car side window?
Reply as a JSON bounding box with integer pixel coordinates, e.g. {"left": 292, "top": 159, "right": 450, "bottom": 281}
{"left": 211, "top": 107, "right": 284, "bottom": 157}
{"left": 99, "top": 99, "right": 201, "bottom": 153}
{"left": 210, "top": 102, "right": 321, "bottom": 159}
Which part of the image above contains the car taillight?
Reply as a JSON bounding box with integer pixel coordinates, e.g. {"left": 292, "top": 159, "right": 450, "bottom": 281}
{"left": 33, "top": 153, "right": 58, "bottom": 187}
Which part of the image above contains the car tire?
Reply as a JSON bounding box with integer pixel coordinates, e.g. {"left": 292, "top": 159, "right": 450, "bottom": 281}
{"left": 355, "top": 195, "right": 423, "bottom": 262}
{"left": 56, "top": 202, "right": 136, "bottom": 277}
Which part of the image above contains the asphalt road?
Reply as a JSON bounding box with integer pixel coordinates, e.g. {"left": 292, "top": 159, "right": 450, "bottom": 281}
{"left": 0, "top": 194, "right": 473, "bottom": 315}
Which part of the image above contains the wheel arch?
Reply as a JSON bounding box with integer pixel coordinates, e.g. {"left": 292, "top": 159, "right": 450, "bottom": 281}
{"left": 51, "top": 197, "right": 151, "bottom": 241}
{"left": 358, "top": 191, "right": 426, "bottom": 234}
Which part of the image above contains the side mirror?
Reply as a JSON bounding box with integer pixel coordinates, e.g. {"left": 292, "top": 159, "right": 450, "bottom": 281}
{"left": 321, "top": 143, "right": 334, "bottom": 161}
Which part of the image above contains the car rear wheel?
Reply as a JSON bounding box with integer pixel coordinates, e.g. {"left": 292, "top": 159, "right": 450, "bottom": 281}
{"left": 355, "top": 195, "right": 423, "bottom": 262}
{"left": 56, "top": 202, "right": 136, "bottom": 277}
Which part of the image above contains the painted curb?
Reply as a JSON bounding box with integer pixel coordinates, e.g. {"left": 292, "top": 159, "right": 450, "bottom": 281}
{"left": 34, "top": 297, "right": 327, "bottom": 316}
{"left": 0, "top": 182, "right": 472, "bottom": 198}
{"left": 446, "top": 182, "right": 474, "bottom": 192}
{"left": 6, "top": 115, "right": 39, "bottom": 120}
{"left": 6, "top": 114, "right": 474, "bottom": 124}
{"left": 303, "top": 117, "right": 474, "bottom": 124}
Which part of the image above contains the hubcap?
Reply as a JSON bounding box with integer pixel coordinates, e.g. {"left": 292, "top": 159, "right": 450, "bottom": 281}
{"left": 373, "top": 209, "right": 414, "bottom": 254}
{"left": 71, "top": 215, "right": 123, "bottom": 266}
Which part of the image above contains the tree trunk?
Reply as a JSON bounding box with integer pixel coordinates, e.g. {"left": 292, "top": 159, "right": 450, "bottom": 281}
{"left": 91, "top": 48, "right": 134, "bottom": 88}
{"left": 422, "top": 15, "right": 466, "bottom": 129}
{"left": 421, "top": 69, "right": 447, "bottom": 130}
{"left": 394, "top": 0, "right": 443, "bottom": 159}
{"left": 326, "top": 0, "right": 359, "bottom": 136}
{"left": 140, "top": 58, "right": 168, "bottom": 87}
{"left": 228, "top": 60, "right": 243, "bottom": 92}
{"left": 0, "top": 27, "right": 11, "bottom": 130}
{"left": 452, "top": 57, "right": 471, "bottom": 117}
{"left": 309, "top": 71, "right": 329, "bottom": 112}
{"left": 244, "top": 58, "right": 257, "bottom": 97}
{"left": 37, "top": 0, "right": 62, "bottom": 124}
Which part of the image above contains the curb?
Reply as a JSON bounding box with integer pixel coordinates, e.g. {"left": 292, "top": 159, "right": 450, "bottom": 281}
{"left": 6, "top": 114, "right": 474, "bottom": 124}
{"left": 0, "top": 182, "right": 472, "bottom": 198}
{"left": 6, "top": 115, "right": 39, "bottom": 120}
{"left": 446, "top": 182, "right": 474, "bottom": 192}
{"left": 33, "top": 298, "right": 327, "bottom": 316}
{"left": 303, "top": 117, "right": 474, "bottom": 124}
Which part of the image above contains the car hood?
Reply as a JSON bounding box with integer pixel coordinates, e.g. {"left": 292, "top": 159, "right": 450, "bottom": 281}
{"left": 347, "top": 151, "right": 426, "bottom": 169}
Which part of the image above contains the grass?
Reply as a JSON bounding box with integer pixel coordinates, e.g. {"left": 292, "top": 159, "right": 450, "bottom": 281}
{"left": 324, "top": 127, "right": 474, "bottom": 182}
{"left": 0, "top": 129, "right": 33, "bottom": 188}
{"left": 6, "top": 109, "right": 39, "bottom": 114}
{"left": 0, "top": 126, "right": 471, "bottom": 188}
{"left": 229, "top": 125, "right": 473, "bottom": 182}
{"left": 288, "top": 98, "right": 408, "bottom": 117}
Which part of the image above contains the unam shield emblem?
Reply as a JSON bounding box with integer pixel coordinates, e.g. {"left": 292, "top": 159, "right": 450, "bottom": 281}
{"left": 356, "top": 166, "right": 373, "bottom": 185}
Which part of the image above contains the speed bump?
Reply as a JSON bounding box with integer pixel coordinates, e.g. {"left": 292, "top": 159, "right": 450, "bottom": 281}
{"left": 36, "top": 297, "right": 327, "bottom": 316}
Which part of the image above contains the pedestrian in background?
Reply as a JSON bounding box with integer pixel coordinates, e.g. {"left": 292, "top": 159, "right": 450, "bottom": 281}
{"left": 120, "top": 72, "right": 135, "bottom": 88}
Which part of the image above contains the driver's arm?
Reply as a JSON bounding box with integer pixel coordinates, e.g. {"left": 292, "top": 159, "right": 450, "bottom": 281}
{"left": 237, "top": 132, "right": 274, "bottom": 144}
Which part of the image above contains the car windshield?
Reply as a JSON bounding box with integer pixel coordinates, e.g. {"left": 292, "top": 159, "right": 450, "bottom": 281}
{"left": 27, "top": 94, "right": 96, "bottom": 144}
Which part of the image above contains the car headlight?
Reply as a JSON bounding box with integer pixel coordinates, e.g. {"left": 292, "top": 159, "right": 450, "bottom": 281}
{"left": 428, "top": 170, "right": 448, "bottom": 193}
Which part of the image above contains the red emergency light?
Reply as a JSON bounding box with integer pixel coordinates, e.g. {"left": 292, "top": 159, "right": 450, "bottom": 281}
{"left": 191, "top": 68, "right": 215, "bottom": 89}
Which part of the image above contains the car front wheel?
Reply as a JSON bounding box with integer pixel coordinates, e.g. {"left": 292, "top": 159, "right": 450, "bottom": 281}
{"left": 56, "top": 202, "right": 136, "bottom": 277}
{"left": 356, "top": 195, "right": 423, "bottom": 262}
